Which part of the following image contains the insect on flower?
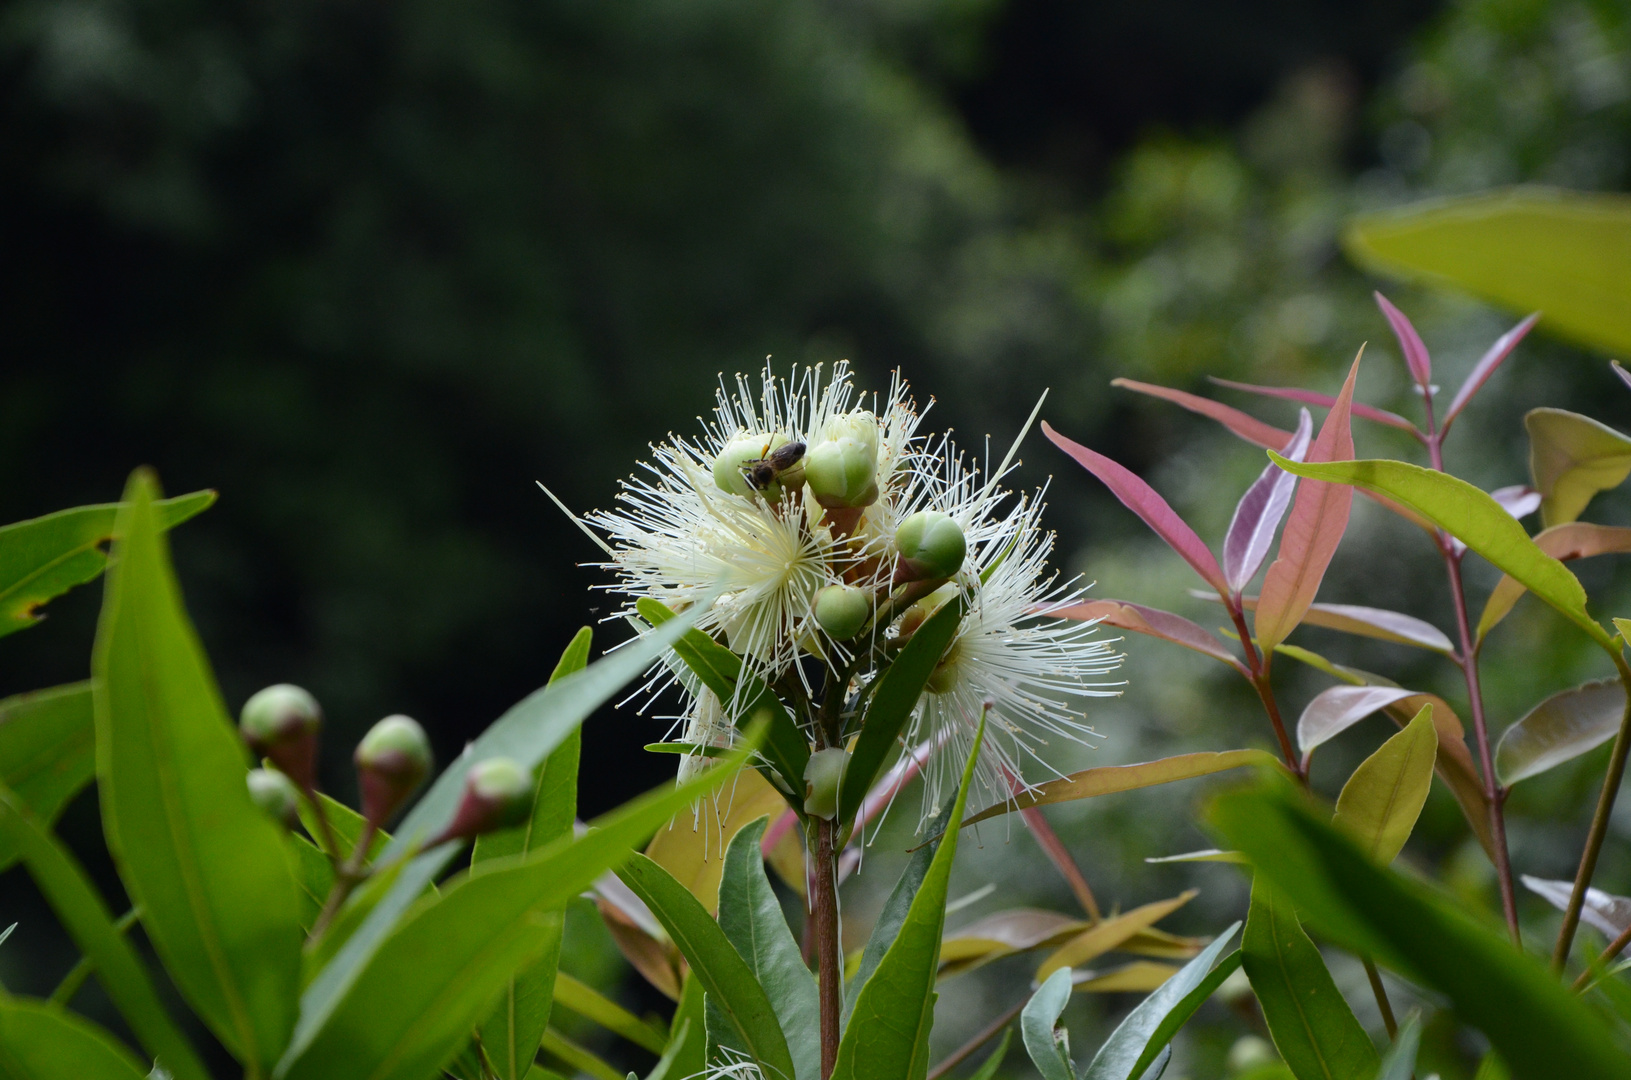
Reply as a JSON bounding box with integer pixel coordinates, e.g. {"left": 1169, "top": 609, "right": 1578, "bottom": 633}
{"left": 739, "top": 438, "right": 806, "bottom": 493}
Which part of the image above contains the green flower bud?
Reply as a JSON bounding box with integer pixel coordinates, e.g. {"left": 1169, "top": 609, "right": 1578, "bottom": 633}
{"left": 713, "top": 432, "right": 791, "bottom": 500}
{"left": 355, "top": 715, "right": 432, "bottom": 827}
{"left": 813, "top": 583, "right": 872, "bottom": 640}
{"left": 433, "top": 757, "right": 534, "bottom": 843}
{"left": 803, "top": 748, "right": 848, "bottom": 819}
{"left": 239, "top": 684, "right": 321, "bottom": 790}
{"left": 246, "top": 767, "right": 301, "bottom": 829}
{"left": 804, "top": 411, "right": 879, "bottom": 509}
{"left": 894, "top": 511, "right": 966, "bottom": 582}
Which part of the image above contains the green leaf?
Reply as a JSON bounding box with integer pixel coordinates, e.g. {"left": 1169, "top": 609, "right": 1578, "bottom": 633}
{"left": 0, "top": 998, "right": 149, "bottom": 1079}
{"left": 1020, "top": 968, "right": 1076, "bottom": 1080}
{"left": 0, "top": 682, "right": 94, "bottom": 871}
{"left": 473, "top": 626, "right": 591, "bottom": 1080}
{"left": 1526, "top": 409, "right": 1631, "bottom": 527}
{"left": 278, "top": 748, "right": 752, "bottom": 1080}
{"left": 1080, "top": 928, "right": 1242, "bottom": 1080}
{"left": 614, "top": 853, "right": 796, "bottom": 1080}
{"left": 831, "top": 713, "right": 984, "bottom": 1080}
{"left": 1495, "top": 679, "right": 1625, "bottom": 786}
{"left": 967, "top": 1029, "right": 1012, "bottom": 1080}
{"left": 1269, "top": 454, "right": 1613, "bottom": 650}
{"left": 93, "top": 470, "right": 302, "bottom": 1070}
{"left": 0, "top": 490, "right": 214, "bottom": 639}
{"left": 666, "top": 974, "right": 707, "bottom": 1080}
{"left": 1344, "top": 187, "right": 1631, "bottom": 356}
{"left": 1036, "top": 891, "right": 1197, "bottom": 982}
{"left": 0, "top": 782, "right": 209, "bottom": 1080}
{"left": 539, "top": 1028, "right": 624, "bottom": 1080}
{"left": 1332, "top": 703, "right": 1437, "bottom": 864}
{"left": 296, "top": 792, "right": 388, "bottom": 866}
{"left": 839, "top": 594, "right": 966, "bottom": 825}
{"left": 644, "top": 1017, "right": 693, "bottom": 1080}
{"left": 717, "top": 817, "right": 820, "bottom": 1080}
{"left": 1209, "top": 778, "right": 1629, "bottom": 1080}
{"left": 636, "top": 597, "right": 809, "bottom": 802}
{"left": 1375, "top": 1013, "right": 1421, "bottom": 1080}
{"left": 288, "top": 599, "right": 708, "bottom": 1070}
{"left": 552, "top": 973, "right": 668, "bottom": 1054}
{"left": 1476, "top": 523, "right": 1631, "bottom": 642}
{"left": 1241, "top": 879, "right": 1378, "bottom": 1080}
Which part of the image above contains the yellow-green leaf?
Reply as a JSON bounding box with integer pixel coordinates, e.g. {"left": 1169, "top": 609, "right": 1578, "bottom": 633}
{"left": 1526, "top": 409, "right": 1631, "bottom": 527}
{"left": 963, "top": 750, "right": 1278, "bottom": 827}
{"left": 1036, "top": 891, "right": 1197, "bottom": 982}
{"left": 1333, "top": 704, "right": 1437, "bottom": 864}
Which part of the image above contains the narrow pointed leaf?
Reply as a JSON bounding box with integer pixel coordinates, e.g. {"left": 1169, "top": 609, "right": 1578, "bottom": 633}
{"left": 1217, "top": 593, "right": 1454, "bottom": 654}
{"left": 1477, "top": 523, "right": 1631, "bottom": 642}
{"left": 1254, "top": 354, "right": 1360, "bottom": 654}
{"left": 1242, "top": 878, "right": 1379, "bottom": 1080}
{"left": 939, "top": 909, "right": 1089, "bottom": 979}
{"left": 1043, "top": 421, "right": 1228, "bottom": 595}
{"left": 0, "top": 682, "right": 94, "bottom": 871}
{"left": 1296, "top": 687, "right": 1419, "bottom": 757}
{"left": 1445, "top": 315, "right": 1541, "bottom": 427}
{"left": 1020, "top": 968, "right": 1076, "bottom": 1080}
{"left": 1144, "top": 849, "right": 1247, "bottom": 865}
{"left": 1049, "top": 599, "right": 1245, "bottom": 672}
{"left": 1333, "top": 704, "right": 1437, "bottom": 864}
{"left": 1495, "top": 679, "right": 1625, "bottom": 785}
{"left": 1037, "top": 891, "right": 1197, "bottom": 981}
{"left": 1070, "top": 961, "right": 1180, "bottom": 993}
{"left": 1208, "top": 377, "right": 1417, "bottom": 434}
{"left": 0, "top": 998, "right": 149, "bottom": 1080}
{"left": 1112, "top": 378, "right": 1294, "bottom": 449}
{"left": 1374, "top": 292, "right": 1432, "bottom": 387}
{"left": 644, "top": 1017, "right": 693, "bottom": 1080}
{"left": 94, "top": 471, "right": 301, "bottom": 1070}
{"left": 1527, "top": 408, "right": 1631, "bottom": 527}
{"left": 552, "top": 973, "right": 668, "bottom": 1053}
{"left": 1226, "top": 410, "right": 1314, "bottom": 592}
{"left": 967, "top": 1029, "right": 1012, "bottom": 1080}
{"left": 1375, "top": 1013, "right": 1422, "bottom": 1080}
{"left": 539, "top": 1028, "right": 625, "bottom": 1080}
{"left": 1520, "top": 876, "right": 1631, "bottom": 944}
{"left": 963, "top": 750, "right": 1278, "bottom": 827}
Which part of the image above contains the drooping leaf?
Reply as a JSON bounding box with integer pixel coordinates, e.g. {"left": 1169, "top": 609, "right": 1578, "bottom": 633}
{"left": 717, "top": 817, "right": 820, "bottom": 1080}
{"left": 1269, "top": 455, "right": 1614, "bottom": 650}
{"left": 1225, "top": 410, "right": 1315, "bottom": 593}
{"left": 0, "top": 782, "right": 209, "bottom": 1080}
{"left": 1374, "top": 292, "right": 1431, "bottom": 388}
{"left": 840, "top": 594, "right": 967, "bottom": 825}
{"left": 939, "top": 909, "right": 1089, "bottom": 979}
{"left": 1210, "top": 592, "right": 1454, "bottom": 654}
{"left": 645, "top": 768, "right": 790, "bottom": 913}
{"left": 1049, "top": 600, "right": 1246, "bottom": 673}
{"left": 962, "top": 750, "right": 1278, "bottom": 828}
{"left": 0, "top": 998, "right": 149, "bottom": 1080}
{"left": 1111, "top": 378, "right": 1295, "bottom": 450}
{"left": 1344, "top": 187, "right": 1631, "bottom": 356}
{"left": 831, "top": 714, "right": 984, "bottom": 1080}
{"left": 1333, "top": 704, "right": 1437, "bottom": 864}
{"left": 552, "top": 973, "right": 669, "bottom": 1053}
{"left": 0, "top": 682, "right": 94, "bottom": 871}
{"left": 1443, "top": 315, "right": 1541, "bottom": 429}
{"left": 1254, "top": 352, "right": 1360, "bottom": 656}
{"left": 1071, "top": 962, "right": 1180, "bottom": 993}
{"left": 1375, "top": 1013, "right": 1422, "bottom": 1080}
{"left": 1495, "top": 679, "right": 1624, "bottom": 786}
{"left": 1209, "top": 778, "right": 1629, "bottom": 1080}
{"left": 1526, "top": 408, "right": 1631, "bottom": 527}
{"left": 1043, "top": 421, "right": 1228, "bottom": 596}
{"left": 0, "top": 490, "right": 214, "bottom": 640}
{"left": 1079, "top": 924, "right": 1242, "bottom": 1080}
{"left": 278, "top": 751, "right": 751, "bottom": 1080}
{"left": 1520, "top": 876, "right": 1631, "bottom": 945}
{"left": 94, "top": 470, "right": 302, "bottom": 1070}
{"left": 1242, "top": 878, "right": 1380, "bottom": 1080}
{"left": 1207, "top": 377, "right": 1417, "bottom": 435}
{"left": 1296, "top": 687, "right": 1420, "bottom": 758}
{"left": 1036, "top": 891, "right": 1198, "bottom": 982}
{"left": 1020, "top": 968, "right": 1076, "bottom": 1080}
{"left": 1477, "top": 523, "right": 1631, "bottom": 642}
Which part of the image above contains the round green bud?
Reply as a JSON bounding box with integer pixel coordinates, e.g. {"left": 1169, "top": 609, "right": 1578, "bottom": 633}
{"left": 239, "top": 684, "right": 321, "bottom": 789}
{"left": 804, "top": 411, "right": 879, "bottom": 510}
{"left": 713, "top": 432, "right": 790, "bottom": 499}
{"left": 894, "top": 511, "right": 966, "bottom": 581}
{"left": 803, "top": 748, "right": 848, "bottom": 819}
{"left": 355, "top": 715, "right": 432, "bottom": 826}
{"left": 246, "top": 767, "right": 301, "bottom": 828}
{"left": 436, "top": 757, "right": 534, "bottom": 842}
{"left": 813, "top": 584, "right": 872, "bottom": 640}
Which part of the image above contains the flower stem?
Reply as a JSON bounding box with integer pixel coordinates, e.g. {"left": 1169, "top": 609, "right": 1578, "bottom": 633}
{"left": 1362, "top": 957, "right": 1398, "bottom": 1039}
{"left": 813, "top": 815, "right": 841, "bottom": 1078}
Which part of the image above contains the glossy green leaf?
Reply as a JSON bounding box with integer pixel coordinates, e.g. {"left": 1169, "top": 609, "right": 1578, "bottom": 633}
{"left": 552, "top": 973, "right": 668, "bottom": 1054}
{"left": 1269, "top": 455, "right": 1613, "bottom": 650}
{"left": 0, "top": 490, "right": 214, "bottom": 639}
{"left": 289, "top": 599, "right": 707, "bottom": 1069}
{"left": 1242, "top": 879, "right": 1378, "bottom": 1080}
{"left": 0, "top": 998, "right": 148, "bottom": 1080}
{"left": 1332, "top": 703, "right": 1436, "bottom": 864}
{"left": 0, "top": 682, "right": 94, "bottom": 871}
{"left": 963, "top": 750, "right": 1278, "bottom": 827}
{"left": 667, "top": 974, "right": 707, "bottom": 1080}
{"left": 473, "top": 626, "right": 591, "bottom": 1080}
{"left": 615, "top": 853, "right": 796, "bottom": 1080}
{"left": 839, "top": 594, "right": 966, "bottom": 825}
{"left": 0, "top": 782, "right": 209, "bottom": 1080}
{"left": 967, "top": 1029, "right": 1013, "bottom": 1080}
{"left": 278, "top": 748, "right": 751, "bottom": 1080}
{"left": 1020, "top": 968, "right": 1076, "bottom": 1080}
{"left": 94, "top": 470, "right": 302, "bottom": 1070}
{"left": 1477, "top": 523, "right": 1631, "bottom": 642}
{"left": 1496, "top": 679, "right": 1625, "bottom": 786}
{"left": 1344, "top": 187, "right": 1631, "bottom": 356}
{"left": 830, "top": 714, "right": 984, "bottom": 1080}
{"left": 637, "top": 597, "right": 809, "bottom": 804}
{"left": 1526, "top": 408, "right": 1631, "bottom": 527}
{"left": 718, "top": 817, "right": 819, "bottom": 1080}
{"left": 1376, "top": 1013, "right": 1421, "bottom": 1080}
{"left": 1079, "top": 925, "right": 1242, "bottom": 1080}
{"left": 1209, "top": 779, "right": 1629, "bottom": 1080}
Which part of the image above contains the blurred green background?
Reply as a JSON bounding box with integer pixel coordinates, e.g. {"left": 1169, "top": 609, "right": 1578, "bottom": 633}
{"left": 4, "top": 0, "right": 1631, "bottom": 1076}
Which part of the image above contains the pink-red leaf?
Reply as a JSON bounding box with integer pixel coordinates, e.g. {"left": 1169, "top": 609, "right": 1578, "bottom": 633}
{"left": 1375, "top": 292, "right": 1432, "bottom": 388}
{"left": 1111, "top": 378, "right": 1293, "bottom": 450}
{"left": 1252, "top": 352, "right": 1361, "bottom": 655}
{"left": 1208, "top": 377, "right": 1417, "bottom": 434}
{"left": 1201, "top": 591, "right": 1455, "bottom": 654}
{"left": 1224, "top": 409, "right": 1313, "bottom": 592}
{"left": 1043, "top": 423, "right": 1228, "bottom": 596}
{"left": 1490, "top": 484, "right": 1541, "bottom": 520}
{"left": 1443, "top": 313, "right": 1540, "bottom": 428}
{"left": 1050, "top": 599, "right": 1246, "bottom": 674}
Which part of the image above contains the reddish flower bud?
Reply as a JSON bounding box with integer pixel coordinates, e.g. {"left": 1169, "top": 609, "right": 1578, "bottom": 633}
{"left": 246, "top": 767, "right": 301, "bottom": 829}
{"left": 430, "top": 757, "right": 534, "bottom": 845}
{"left": 239, "top": 684, "right": 322, "bottom": 790}
{"left": 354, "top": 715, "right": 432, "bottom": 828}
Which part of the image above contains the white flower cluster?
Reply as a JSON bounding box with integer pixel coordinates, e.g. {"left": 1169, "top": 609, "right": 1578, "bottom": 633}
{"left": 587, "top": 362, "right": 1122, "bottom": 811}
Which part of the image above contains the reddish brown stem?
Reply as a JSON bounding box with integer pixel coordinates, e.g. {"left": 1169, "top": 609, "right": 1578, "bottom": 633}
{"left": 1572, "top": 918, "right": 1631, "bottom": 991}
{"left": 814, "top": 817, "right": 841, "bottom": 1079}
{"left": 924, "top": 996, "right": 1027, "bottom": 1080}
{"left": 1227, "top": 601, "right": 1303, "bottom": 781}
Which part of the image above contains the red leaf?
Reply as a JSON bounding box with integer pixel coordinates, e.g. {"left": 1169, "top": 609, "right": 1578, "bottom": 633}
{"left": 1208, "top": 376, "right": 1417, "bottom": 434}
{"left": 1442, "top": 312, "right": 1540, "bottom": 429}
{"left": 1043, "top": 422, "right": 1229, "bottom": 596}
{"left": 1050, "top": 599, "right": 1247, "bottom": 674}
{"left": 1375, "top": 291, "right": 1432, "bottom": 388}
{"left": 1252, "top": 350, "right": 1361, "bottom": 654}
{"left": 1111, "top": 378, "right": 1292, "bottom": 449}
{"left": 1223, "top": 409, "right": 1312, "bottom": 592}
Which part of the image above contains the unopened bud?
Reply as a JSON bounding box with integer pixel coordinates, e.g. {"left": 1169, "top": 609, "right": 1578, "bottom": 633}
{"left": 713, "top": 432, "right": 792, "bottom": 500}
{"left": 355, "top": 715, "right": 432, "bottom": 827}
{"left": 895, "top": 583, "right": 958, "bottom": 642}
{"left": 434, "top": 757, "right": 534, "bottom": 843}
{"left": 813, "top": 584, "right": 872, "bottom": 640}
{"left": 246, "top": 767, "right": 301, "bottom": 829}
{"left": 804, "top": 411, "right": 880, "bottom": 510}
{"left": 240, "top": 684, "right": 321, "bottom": 790}
{"left": 894, "top": 511, "right": 965, "bottom": 582}
{"left": 803, "top": 748, "right": 848, "bottom": 819}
